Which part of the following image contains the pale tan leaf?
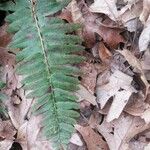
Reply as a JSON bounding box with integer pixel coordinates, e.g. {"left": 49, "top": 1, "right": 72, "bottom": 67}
{"left": 139, "top": 0, "right": 150, "bottom": 23}
{"left": 97, "top": 70, "right": 135, "bottom": 119}
{"left": 107, "top": 90, "right": 133, "bottom": 122}
{"left": 70, "top": 133, "right": 83, "bottom": 146}
{"left": 0, "top": 140, "right": 13, "bottom": 150}
{"left": 144, "top": 143, "right": 150, "bottom": 150}
{"left": 141, "top": 107, "right": 150, "bottom": 123}
{"left": 139, "top": 17, "right": 150, "bottom": 52}
{"left": 90, "top": 0, "right": 118, "bottom": 21}
{"left": 118, "top": 49, "right": 150, "bottom": 96}
{"left": 118, "top": 1, "right": 143, "bottom": 32}
{"left": 75, "top": 85, "right": 97, "bottom": 106}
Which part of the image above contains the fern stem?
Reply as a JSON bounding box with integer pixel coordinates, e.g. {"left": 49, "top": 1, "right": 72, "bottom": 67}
{"left": 30, "top": 0, "right": 61, "bottom": 142}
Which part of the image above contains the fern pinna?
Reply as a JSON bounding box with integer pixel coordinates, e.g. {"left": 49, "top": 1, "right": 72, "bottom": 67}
{"left": 6, "top": 0, "right": 84, "bottom": 149}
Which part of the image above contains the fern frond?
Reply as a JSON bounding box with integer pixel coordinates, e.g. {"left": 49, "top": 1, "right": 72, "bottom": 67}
{"left": 6, "top": 0, "right": 84, "bottom": 149}
{"left": 0, "top": 70, "right": 8, "bottom": 118}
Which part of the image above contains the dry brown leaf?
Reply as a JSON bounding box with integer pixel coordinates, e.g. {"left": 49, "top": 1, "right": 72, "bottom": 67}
{"left": 97, "top": 113, "right": 150, "bottom": 150}
{"left": 0, "top": 120, "right": 16, "bottom": 140}
{"left": 90, "top": 0, "right": 118, "bottom": 21}
{"left": 67, "top": 0, "right": 97, "bottom": 48}
{"left": 118, "top": 49, "right": 150, "bottom": 96}
{"left": 75, "top": 125, "right": 109, "bottom": 150}
{"left": 79, "top": 61, "right": 97, "bottom": 94}
{"left": 0, "top": 120, "right": 16, "bottom": 150}
{"left": 75, "top": 85, "right": 97, "bottom": 106}
{"left": 68, "top": 0, "right": 85, "bottom": 24}
{"left": 58, "top": 9, "right": 73, "bottom": 23}
{"left": 88, "top": 111, "right": 102, "bottom": 128}
{"left": 98, "top": 25, "right": 125, "bottom": 48}
{"left": 124, "top": 94, "right": 149, "bottom": 116}
{"left": 98, "top": 42, "right": 112, "bottom": 63}
{"left": 97, "top": 70, "right": 136, "bottom": 122}
{"left": 0, "top": 23, "right": 12, "bottom": 47}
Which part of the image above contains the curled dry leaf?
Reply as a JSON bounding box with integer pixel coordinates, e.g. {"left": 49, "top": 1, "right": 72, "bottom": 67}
{"left": 97, "top": 113, "right": 150, "bottom": 150}
{"left": 97, "top": 70, "right": 136, "bottom": 122}
{"left": 118, "top": 49, "right": 150, "bottom": 96}
{"left": 90, "top": 0, "right": 118, "bottom": 21}
{"left": 75, "top": 125, "right": 109, "bottom": 150}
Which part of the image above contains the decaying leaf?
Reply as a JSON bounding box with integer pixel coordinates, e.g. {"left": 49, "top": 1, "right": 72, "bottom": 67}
{"left": 75, "top": 125, "right": 109, "bottom": 150}
{"left": 97, "top": 113, "right": 150, "bottom": 150}
{"left": 97, "top": 70, "right": 136, "bottom": 122}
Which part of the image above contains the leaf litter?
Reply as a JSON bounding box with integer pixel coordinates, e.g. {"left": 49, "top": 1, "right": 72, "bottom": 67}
{"left": 0, "top": 0, "right": 150, "bottom": 150}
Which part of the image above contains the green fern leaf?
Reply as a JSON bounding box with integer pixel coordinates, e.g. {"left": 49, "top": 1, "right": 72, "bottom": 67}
{"left": 6, "top": 0, "right": 84, "bottom": 149}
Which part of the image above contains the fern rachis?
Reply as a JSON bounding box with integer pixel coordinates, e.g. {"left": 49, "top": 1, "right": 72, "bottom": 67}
{"left": 5, "top": 0, "right": 84, "bottom": 149}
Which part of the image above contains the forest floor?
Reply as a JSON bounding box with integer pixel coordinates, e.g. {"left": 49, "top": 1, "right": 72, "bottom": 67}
{"left": 0, "top": 0, "right": 150, "bottom": 150}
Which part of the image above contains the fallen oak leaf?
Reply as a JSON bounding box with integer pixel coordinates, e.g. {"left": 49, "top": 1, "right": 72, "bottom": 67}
{"left": 75, "top": 125, "right": 109, "bottom": 150}
{"left": 97, "top": 70, "right": 136, "bottom": 122}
